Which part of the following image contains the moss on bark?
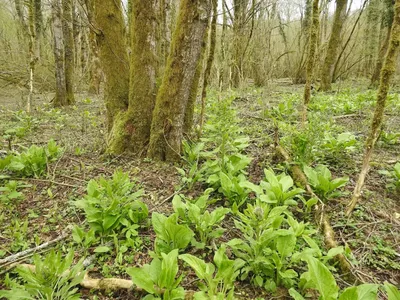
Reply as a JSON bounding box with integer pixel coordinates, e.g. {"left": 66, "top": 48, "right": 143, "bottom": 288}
{"left": 347, "top": 0, "right": 400, "bottom": 215}
{"left": 319, "top": 0, "right": 347, "bottom": 91}
{"left": 62, "top": 0, "right": 75, "bottom": 105}
{"left": 302, "top": 0, "right": 319, "bottom": 125}
{"left": 148, "top": 0, "right": 211, "bottom": 161}
{"left": 93, "top": 0, "right": 129, "bottom": 134}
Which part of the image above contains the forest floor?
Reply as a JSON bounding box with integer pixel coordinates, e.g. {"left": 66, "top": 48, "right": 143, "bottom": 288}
{"left": 0, "top": 80, "right": 399, "bottom": 299}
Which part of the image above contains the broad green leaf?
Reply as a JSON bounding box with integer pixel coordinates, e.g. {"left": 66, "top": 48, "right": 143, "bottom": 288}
{"left": 280, "top": 175, "right": 294, "bottom": 192}
{"left": 304, "top": 165, "right": 318, "bottom": 187}
{"left": 303, "top": 256, "right": 339, "bottom": 300}
{"left": 264, "top": 169, "right": 279, "bottom": 187}
{"left": 384, "top": 282, "right": 400, "bottom": 300}
{"left": 179, "top": 254, "right": 208, "bottom": 280}
{"left": 127, "top": 267, "right": 156, "bottom": 294}
{"left": 289, "top": 288, "right": 305, "bottom": 300}
{"left": 93, "top": 246, "right": 110, "bottom": 253}
{"left": 159, "top": 250, "right": 179, "bottom": 289}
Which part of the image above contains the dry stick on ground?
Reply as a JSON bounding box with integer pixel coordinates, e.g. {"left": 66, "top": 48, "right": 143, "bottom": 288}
{"left": 0, "top": 230, "right": 69, "bottom": 267}
{"left": 275, "top": 145, "right": 357, "bottom": 283}
{"left": 346, "top": 1, "right": 400, "bottom": 216}
{"left": 302, "top": 0, "right": 319, "bottom": 126}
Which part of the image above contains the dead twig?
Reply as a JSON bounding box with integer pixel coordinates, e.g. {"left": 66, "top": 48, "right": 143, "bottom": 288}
{"left": 0, "top": 230, "right": 70, "bottom": 267}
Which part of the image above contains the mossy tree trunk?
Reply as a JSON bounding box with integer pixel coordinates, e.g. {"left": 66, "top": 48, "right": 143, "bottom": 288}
{"left": 107, "top": 0, "right": 159, "bottom": 154}
{"left": 148, "top": 0, "right": 212, "bottom": 161}
{"left": 347, "top": 0, "right": 400, "bottom": 216}
{"left": 93, "top": 0, "right": 129, "bottom": 133}
{"left": 52, "top": 0, "right": 67, "bottom": 107}
{"left": 319, "top": 0, "right": 348, "bottom": 91}
{"left": 363, "top": 0, "right": 382, "bottom": 76}
{"left": 302, "top": 0, "right": 319, "bottom": 126}
{"left": 370, "top": 0, "right": 395, "bottom": 87}
{"left": 62, "top": 0, "right": 75, "bottom": 105}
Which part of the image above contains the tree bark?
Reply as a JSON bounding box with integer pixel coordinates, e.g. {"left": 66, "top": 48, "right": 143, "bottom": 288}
{"left": 370, "top": 0, "right": 395, "bottom": 87}
{"left": 107, "top": 0, "right": 158, "bottom": 154}
{"left": 84, "top": 0, "right": 101, "bottom": 95}
{"left": 347, "top": 0, "right": 400, "bottom": 216}
{"left": 302, "top": 0, "right": 319, "bottom": 126}
{"left": 293, "top": 0, "right": 313, "bottom": 84}
{"left": 93, "top": 0, "right": 129, "bottom": 133}
{"left": 319, "top": 0, "right": 348, "bottom": 91}
{"left": 52, "top": 0, "right": 67, "bottom": 107}
{"left": 148, "top": 0, "right": 212, "bottom": 161}
{"left": 199, "top": 0, "right": 217, "bottom": 135}
{"left": 62, "top": 0, "right": 75, "bottom": 104}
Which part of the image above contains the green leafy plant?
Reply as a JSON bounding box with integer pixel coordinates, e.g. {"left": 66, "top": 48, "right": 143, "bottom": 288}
{"left": 304, "top": 165, "right": 349, "bottom": 200}
{"left": 320, "top": 132, "right": 358, "bottom": 163}
{"left": 72, "top": 225, "right": 97, "bottom": 249}
{"left": 75, "top": 170, "right": 148, "bottom": 241}
{"left": 0, "top": 250, "right": 84, "bottom": 300}
{"left": 152, "top": 212, "right": 194, "bottom": 255}
{"left": 172, "top": 193, "right": 230, "bottom": 249}
{"left": 291, "top": 255, "right": 397, "bottom": 300}
{"left": 379, "top": 130, "right": 400, "bottom": 145}
{"left": 245, "top": 169, "right": 304, "bottom": 206}
{"left": 0, "top": 140, "right": 63, "bottom": 178}
{"left": 180, "top": 245, "right": 244, "bottom": 300}
{"left": 4, "top": 219, "right": 29, "bottom": 252}
{"left": 127, "top": 249, "right": 185, "bottom": 300}
{"left": 176, "top": 141, "right": 205, "bottom": 189}
{"left": 0, "top": 180, "right": 28, "bottom": 205}
{"left": 384, "top": 282, "right": 400, "bottom": 300}
{"left": 227, "top": 200, "right": 316, "bottom": 291}
{"left": 379, "top": 162, "right": 400, "bottom": 191}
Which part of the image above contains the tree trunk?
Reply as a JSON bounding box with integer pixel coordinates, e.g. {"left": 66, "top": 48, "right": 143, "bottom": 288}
{"left": 84, "top": 0, "right": 101, "bottom": 95}
{"left": 370, "top": 26, "right": 392, "bottom": 87}
{"left": 148, "top": 0, "right": 212, "bottom": 161}
{"left": 347, "top": 0, "right": 400, "bottom": 216}
{"left": 319, "top": 0, "right": 348, "bottom": 91}
{"left": 199, "top": 0, "right": 217, "bottom": 135}
{"left": 27, "top": 0, "right": 36, "bottom": 113}
{"left": 231, "top": 0, "right": 247, "bottom": 88}
{"left": 62, "top": 0, "right": 75, "bottom": 104}
{"left": 302, "top": 0, "right": 319, "bottom": 126}
{"left": 293, "top": 0, "right": 313, "bottom": 84}
{"left": 93, "top": 0, "right": 129, "bottom": 133}
{"left": 52, "top": 0, "right": 67, "bottom": 107}
{"left": 34, "top": 0, "right": 42, "bottom": 36}
{"left": 107, "top": 0, "right": 159, "bottom": 154}
{"left": 370, "top": 0, "right": 395, "bottom": 87}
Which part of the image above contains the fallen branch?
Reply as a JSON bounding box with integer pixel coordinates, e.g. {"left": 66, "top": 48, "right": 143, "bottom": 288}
{"left": 275, "top": 145, "right": 357, "bottom": 283}
{"left": 0, "top": 231, "right": 69, "bottom": 267}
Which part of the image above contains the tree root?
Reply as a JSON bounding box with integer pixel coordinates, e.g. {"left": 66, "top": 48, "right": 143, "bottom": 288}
{"left": 275, "top": 145, "right": 357, "bottom": 283}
